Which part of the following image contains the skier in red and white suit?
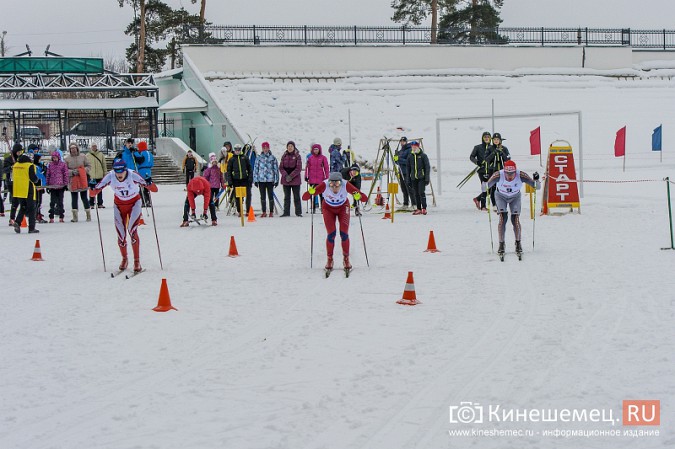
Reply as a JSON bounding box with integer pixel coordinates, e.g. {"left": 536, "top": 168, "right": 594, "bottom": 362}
{"left": 90, "top": 159, "right": 158, "bottom": 272}
{"left": 302, "top": 171, "right": 366, "bottom": 270}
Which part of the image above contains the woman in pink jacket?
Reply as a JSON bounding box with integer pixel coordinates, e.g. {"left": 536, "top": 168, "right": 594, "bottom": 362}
{"left": 45, "top": 149, "right": 69, "bottom": 222}
{"left": 304, "top": 143, "right": 329, "bottom": 213}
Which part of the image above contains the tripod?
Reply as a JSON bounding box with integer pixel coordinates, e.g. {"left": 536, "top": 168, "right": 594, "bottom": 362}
{"left": 366, "top": 138, "right": 404, "bottom": 208}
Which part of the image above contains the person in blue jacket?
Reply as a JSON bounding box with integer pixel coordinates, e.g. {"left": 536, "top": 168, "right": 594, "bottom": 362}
{"left": 118, "top": 137, "right": 135, "bottom": 173}
{"left": 132, "top": 141, "right": 154, "bottom": 206}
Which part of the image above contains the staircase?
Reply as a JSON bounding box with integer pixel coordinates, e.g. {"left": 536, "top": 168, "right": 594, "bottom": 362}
{"left": 105, "top": 154, "right": 185, "bottom": 184}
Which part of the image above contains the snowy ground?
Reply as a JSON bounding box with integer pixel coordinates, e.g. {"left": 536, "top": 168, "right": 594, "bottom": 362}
{"left": 2, "top": 70, "right": 674, "bottom": 449}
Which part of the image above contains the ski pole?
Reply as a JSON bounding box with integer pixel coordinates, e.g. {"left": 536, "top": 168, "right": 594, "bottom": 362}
{"left": 147, "top": 191, "right": 164, "bottom": 270}
{"left": 94, "top": 202, "right": 107, "bottom": 272}
{"left": 310, "top": 194, "right": 314, "bottom": 268}
{"left": 357, "top": 208, "right": 370, "bottom": 267}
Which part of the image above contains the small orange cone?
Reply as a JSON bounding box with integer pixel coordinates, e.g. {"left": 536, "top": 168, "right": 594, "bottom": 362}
{"left": 424, "top": 230, "right": 440, "bottom": 253}
{"left": 21, "top": 216, "right": 28, "bottom": 228}
{"left": 31, "top": 239, "right": 44, "bottom": 261}
{"left": 153, "top": 278, "right": 177, "bottom": 312}
{"left": 228, "top": 235, "right": 239, "bottom": 257}
{"left": 382, "top": 203, "right": 391, "bottom": 219}
{"left": 397, "top": 271, "right": 420, "bottom": 306}
{"left": 247, "top": 206, "right": 256, "bottom": 222}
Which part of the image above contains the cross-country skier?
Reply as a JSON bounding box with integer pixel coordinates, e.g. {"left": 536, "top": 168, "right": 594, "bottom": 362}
{"left": 89, "top": 159, "right": 158, "bottom": 272}
{"left": 181, "top": 175, "right": 218, "bottom": 227}
{"left": 302, "top": 171, "right": 367, "bottom": 273}
{"left": 486, "top": 160, "right": 540, "bottom": 259}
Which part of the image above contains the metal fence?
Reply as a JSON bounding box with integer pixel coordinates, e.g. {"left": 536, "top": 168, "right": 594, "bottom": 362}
{"left": 198, "top": 25, "right": 675, "bottom": 49}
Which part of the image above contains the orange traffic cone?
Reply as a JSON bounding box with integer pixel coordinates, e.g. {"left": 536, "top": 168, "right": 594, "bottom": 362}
{"left": 382, "top": 203, "right": 391, "bottom": 219}
{"left": 424, "top": 230, "right": 440, "bottom": 253}
{"left": 247, "top": 206, "right": 256, "bottom": 222}
{"left": 375, "top": 186, "right": 384, "bottom": 206}
{"left": 21, "top": 216, "right": 28, "bottom": 228}
{"left": 397, "top": 271, "right": 420, "bottom": 306}
{"left": 228, "top": 235, "right": 239, "bottom": 257}
{"left": 31, "top": 239, "right": 44, "bottom": 261}
{"left": 153, "top": 278, "right": 177, "bottom": 312}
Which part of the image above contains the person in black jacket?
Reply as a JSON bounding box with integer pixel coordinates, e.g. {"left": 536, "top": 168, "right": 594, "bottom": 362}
{"left": 485, "top": 132, "right": 511, "bottom": 209}
{"left": 394, "top": 137, "right": 414, "bottom": 209}
{"left": 182, "top": 150, "right": 198, "bottom": 187}
{"left": 340, "top": 163, "right": 363, "bottom": 216}
{"left": 469, "top": 131, "right": 492, "bottom": 211}
{"left": 407, "top": 141, "right": 431, "bottom": 215}
{"left": 226, "top": 144, "right": 253, "bottom": 216}
{"left": 12, "top": 151, "right": 40, "bottom": 233}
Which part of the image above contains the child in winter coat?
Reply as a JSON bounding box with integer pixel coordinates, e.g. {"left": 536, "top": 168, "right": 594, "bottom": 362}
{"left": 202, "top": 152, "right": 224, "bottom": 209}
{"left": 46, "top": 149, "right": 68, "bottom": 222}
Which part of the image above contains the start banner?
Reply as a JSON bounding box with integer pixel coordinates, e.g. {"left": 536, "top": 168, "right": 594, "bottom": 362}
{"left": 543, "top": 143, "right": 580, "bottom": 214}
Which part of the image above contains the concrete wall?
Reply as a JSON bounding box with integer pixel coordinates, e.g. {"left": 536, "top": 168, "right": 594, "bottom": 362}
{"left": 632, "top": 50, "right": 675, "bottom": 64}
{"left": 183, "top": 45, "right": 634, "bottom": 73}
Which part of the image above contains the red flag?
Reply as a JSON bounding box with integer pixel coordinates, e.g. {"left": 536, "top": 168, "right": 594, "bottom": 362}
{"left": 614, "top": 126, "right": 626, "bottom": 157}
{"left": 529, "top": 126, "right": 541, "bottom": 155}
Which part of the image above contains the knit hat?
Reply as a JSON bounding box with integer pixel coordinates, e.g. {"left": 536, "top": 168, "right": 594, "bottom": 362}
{"left": 209, "top": 152, "right": 216, "bottom": 161}
{"left": 311, "top": 143, "right": 321, "bottom": 152}
{"left": 333, "top": 137, "right": 342, "bottom": 146}
{"left": 137, "top": 141, "right": 148, "bottom": 151}
{"left": 329, "top": 172, "right": 342, "bottom": 182}
{"left": 261, "top": 141, "right": 270, "bottom": 149}
{"left": 504, "top": 160, "right": 516, "bottom": 173}
{"left": 410, "top": 140, "right": 420, "bottom": 147}
{"left": 113, "top": 159, "right": 127, "bottom": 173}
{"left": 234, "top": 144, "right": 242, "bottom": 151}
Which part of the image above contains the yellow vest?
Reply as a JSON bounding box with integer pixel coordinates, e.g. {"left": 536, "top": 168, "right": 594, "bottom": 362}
{"left": 12, "top": 161, "right": 36, "bottom": 199}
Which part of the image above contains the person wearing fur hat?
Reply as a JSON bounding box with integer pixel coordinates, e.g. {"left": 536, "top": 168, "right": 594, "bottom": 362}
{"left": 252, "top": 141, "right": 279, "bottom": 217}
{"left": 302, "top": 171, "right": 367, "bottom": 273}
{"left": 45, "top": 148, "right": 68, "bottom": 222}
{"left": 279, "top": 141, "right": 303, "bottom": 217}
{"left": 486, "top": 160, "right": 540, "bottom": 258}
{"left": 65, "top": 142, "right": 91, "bottom": 222}
{"left": 11, "top": 149, "right": 40, "bottom": 233}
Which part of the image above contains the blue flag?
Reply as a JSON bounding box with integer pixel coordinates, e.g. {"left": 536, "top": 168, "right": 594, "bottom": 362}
{"left": 652, "top": 125, "right": 662, "bottom": 151}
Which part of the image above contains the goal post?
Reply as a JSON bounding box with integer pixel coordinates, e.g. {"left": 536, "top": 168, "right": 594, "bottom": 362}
{"left": 435, "top": 111, "right": 584, "bottom": 197}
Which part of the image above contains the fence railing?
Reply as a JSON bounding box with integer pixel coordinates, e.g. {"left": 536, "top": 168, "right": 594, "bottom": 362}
{"left": 194, "top": 25, "right": 675, "bottom": 49}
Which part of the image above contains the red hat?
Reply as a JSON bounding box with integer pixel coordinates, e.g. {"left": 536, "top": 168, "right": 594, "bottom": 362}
{"left": 137, "top": 141, "right": 148, "bottom": 151}
{"left": 262, "top": 141, "right": 270, "bottom": 149}
{"left": 504, "top": 160, "right": 517, "bottom": 173}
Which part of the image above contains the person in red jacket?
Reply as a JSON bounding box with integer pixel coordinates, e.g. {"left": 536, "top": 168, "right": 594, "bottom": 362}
{"left": 181, "top": 175, "right": 218, "bottom": 227}
{"left": 302, "top": 171, "right": 367, "bottom": 271}
{"left": 89, "top": 159, "right": 158, "bottom": 273}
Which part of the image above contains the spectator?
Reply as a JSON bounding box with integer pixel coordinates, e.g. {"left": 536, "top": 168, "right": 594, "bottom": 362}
{"left": 133, "top": 141, "right": 154, "bottom": 206}
{"left": 45, "top": 148, "right": 68, "bottom": 223}
{"left": 329, "top": 137, "right": 345, "bottom": 173}
{"left": 182, "top": 149, "right": 198, "bottom": 187}
{"left": 279, "top": 141, "right": 303, "bottom": 217}
{"left": 407, "top": 141, "right": 430, "bottom": 215}
{"left": 86, "top": 143, "right": 107, "bottom": 208}
{"left": 202, "top": 152, "right": 224, "bottom": 221}
{"left": 341, "top": 163, "right": 363, "bottom": 216}
{"left": 252, "top": 141, "right": 279, "bottom": 217}
{"left": 226, "top": 144, "right": 253, "bottom": 216}
{"left": 65, "top": 142, "right": 91, "bottom": 222}
{"left": 304, "top": 143, "right": 329, "bottom": 213}
{"left": 12, "top": 150, "right": 39, "bottom": 234}
{"left": 394, "top": 137, "right": 414, "bottom": 209}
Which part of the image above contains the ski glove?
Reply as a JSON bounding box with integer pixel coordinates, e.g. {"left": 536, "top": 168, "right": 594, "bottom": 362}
{"left": 285, "top": 174, "right": 293, "bottom": 183}
{"left": 308, "top": 186, "right": 316, "bottom": 195}
{"left": 533, "top": 171, "right": 540, "bottom": 181}
{"left": 353, "top": 192, "right": 361, "bottom": 201}
{"left": 88, "top": 188, "right": 101, "bottom": 198}
{"left": 201, "top": 213, "right": 208, "bottom": 220}
{"left": 274, "top": 182, "right": 278, "bottom": 188}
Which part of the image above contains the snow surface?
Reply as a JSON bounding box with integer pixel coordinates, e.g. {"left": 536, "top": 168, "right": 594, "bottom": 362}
{"left": 1, "top": 69, "right": 674, "bottom": 449}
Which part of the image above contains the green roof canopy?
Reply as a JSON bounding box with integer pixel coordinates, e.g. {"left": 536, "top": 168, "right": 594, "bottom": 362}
{"left": 0, "top": 57, "right": 104, "bottom": 74}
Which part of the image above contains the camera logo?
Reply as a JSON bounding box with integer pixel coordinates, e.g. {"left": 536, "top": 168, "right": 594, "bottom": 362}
{"left": 449, "top": 402, "right": 484, "bottom": 424}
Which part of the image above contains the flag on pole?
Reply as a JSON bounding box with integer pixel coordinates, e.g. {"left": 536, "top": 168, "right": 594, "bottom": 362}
{"left": 529, "top": 126, "right": 541, "bottom": 155}
{"left": 652, "top": 125, "right": 662, "bottom": 151}
{"left": 614, "top": 126, "right": 626, "bottom": 157}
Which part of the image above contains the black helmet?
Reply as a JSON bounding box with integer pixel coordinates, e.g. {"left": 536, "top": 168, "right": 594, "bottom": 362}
{"left": 493, "top": 132, "right": 503, "bottom": 141}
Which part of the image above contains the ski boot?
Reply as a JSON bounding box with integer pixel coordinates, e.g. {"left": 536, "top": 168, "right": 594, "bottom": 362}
{"left": 133, "top": 259, "right": 143, "bottom": 273}
{"left": 515, "top": 240, "right": 523, "bottom": 260}
{"left": 343, "top": 255, "right": 352, "bottom": 277}
{"left": 119, "top": 257, "right": 128, "bottom": 271}
{"left": 498, "top": 241, "right": 505, "bottom": 262}
{"left": 180, "top": 221, "right": 189, "bottom": 227}
{"left": 324, "top": 256, "right": 334, "bottom": 278}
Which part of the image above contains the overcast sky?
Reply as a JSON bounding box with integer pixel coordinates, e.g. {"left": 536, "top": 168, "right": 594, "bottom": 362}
{"left": 2, "top": 0, "right": 674, "bottom": 62}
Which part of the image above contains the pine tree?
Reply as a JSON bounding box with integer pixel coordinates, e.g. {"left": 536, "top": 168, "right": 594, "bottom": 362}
{"left": 438, "top": 0, "right": 507, "bottom": 44}
{"left": 117, "top": 0, "right": 148, "bottom": 72}
{"left": 391, "top": 0, "right": 457, "bottom": 44}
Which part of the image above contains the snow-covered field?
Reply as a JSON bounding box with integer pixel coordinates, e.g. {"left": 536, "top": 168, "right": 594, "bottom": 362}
{"left": 1, "top": 68, "right": 674, "bottom": 449}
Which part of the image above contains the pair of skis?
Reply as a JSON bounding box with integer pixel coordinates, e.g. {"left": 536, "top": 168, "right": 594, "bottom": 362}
{"left": 110, "top": 268, "right": 145, "bottom": 279}
{"left": 325, "top": 267, "right": 351, "bottom": 278}
{"left": 498, "top": 249, "right": 523, "bottom": 262}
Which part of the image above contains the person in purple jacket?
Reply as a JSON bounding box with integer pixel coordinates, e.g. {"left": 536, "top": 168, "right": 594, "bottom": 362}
{"left": 202, "top": 152, "right": 224, "bottom": 210}
{"left": 279, "top": 141, "right": 303, "bottom": 217}
{"left": 304, "top": 143, "right": 329, "bottom": 213}
{"left": 45, "top": 149, "right": 69, "bottom": 223}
